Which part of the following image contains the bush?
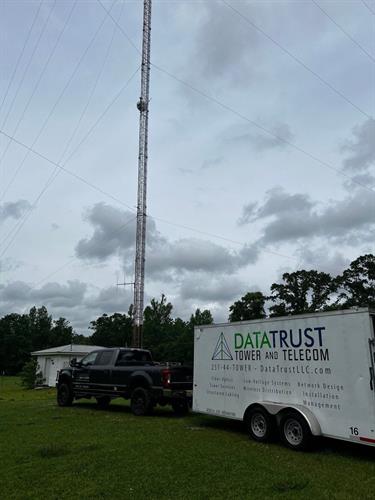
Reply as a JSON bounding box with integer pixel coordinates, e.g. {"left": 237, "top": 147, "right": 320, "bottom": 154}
{"left": 19, "top": 358, "right": 38, "bottom": 389}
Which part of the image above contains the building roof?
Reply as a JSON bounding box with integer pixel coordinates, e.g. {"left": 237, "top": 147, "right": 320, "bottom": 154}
{"left": 31, "top": 344, "right": 104, "bottom": 356}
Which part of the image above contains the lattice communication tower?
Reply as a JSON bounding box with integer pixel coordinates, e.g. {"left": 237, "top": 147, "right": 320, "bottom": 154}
{"left": 132, "top": 0, "right": 152, "bottom": 348}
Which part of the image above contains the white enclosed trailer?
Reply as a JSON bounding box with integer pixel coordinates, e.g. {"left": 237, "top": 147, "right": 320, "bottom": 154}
{"left": 193, "top": 308, "right": 375, "bottom": 450}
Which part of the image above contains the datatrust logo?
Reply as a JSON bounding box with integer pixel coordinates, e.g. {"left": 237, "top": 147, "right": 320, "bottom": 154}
{"left": 212, "top": 333, "right": 233, "bottom": 360}
{"left": 212, "top": 326, "right": 329, "bottom": 362}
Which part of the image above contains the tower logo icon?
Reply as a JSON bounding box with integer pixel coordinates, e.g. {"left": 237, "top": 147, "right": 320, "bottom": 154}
{"left": 212, "top": 332, "right": 233, "bottom": 361}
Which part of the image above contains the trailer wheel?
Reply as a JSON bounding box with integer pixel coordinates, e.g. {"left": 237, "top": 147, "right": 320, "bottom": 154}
{"left": 246, "top": 407, "right": 276, "bottom": 443}
{"left": 130, "top": 387, "right": 153, "bottom": 416}
{"left": 171, "top": 398, "right": 189, "bottom": 416}
{"left": 280, "top": 411, "right": 312, "bottom": 451}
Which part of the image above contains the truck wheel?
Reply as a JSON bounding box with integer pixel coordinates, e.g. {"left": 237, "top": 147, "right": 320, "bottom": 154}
{"left": 280, "top": 411, "right": 312, "bottom": 451}
{"left": 171, "top": 399, "right": 189, "bottom": 416}
{"left": 130, "top": 387, "right": 152, "bottom": 416}
{"left": 246, "top": 407, "right": 276, "bottom": 443}
{"left": 96, "top": 396, "right": 111, "bottom": 409}
{"left": 57, "top": 383, "right": 73, "bottom": 407}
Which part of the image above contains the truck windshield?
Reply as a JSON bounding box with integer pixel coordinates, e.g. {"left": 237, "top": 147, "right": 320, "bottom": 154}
{"left": 80, "top": 352, "right": 98, "bottom": 367}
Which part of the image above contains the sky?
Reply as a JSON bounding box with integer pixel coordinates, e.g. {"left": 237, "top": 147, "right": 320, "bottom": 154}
{"left": 0, "top": 0, "right": 374, "bottom": 334}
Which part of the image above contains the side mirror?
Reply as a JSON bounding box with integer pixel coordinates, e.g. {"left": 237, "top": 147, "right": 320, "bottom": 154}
{"left": 70, "top": 358, "right": 77, "bottom": 367}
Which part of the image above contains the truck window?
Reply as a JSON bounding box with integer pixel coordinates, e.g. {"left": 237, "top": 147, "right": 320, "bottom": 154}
{"left": 135, "top": 351, "right": 152, "bottom": 363}
{"left": 115, "top": 350, "right": 152, "bottom": 366}
{"left": 116, "top": 351, "right": 134, "bottom": 366}
{"left": 81, "top": 352, "right": 98, "bottom": 367}
{"left": 95, "top": 351, "right": 114, "bottom": 366}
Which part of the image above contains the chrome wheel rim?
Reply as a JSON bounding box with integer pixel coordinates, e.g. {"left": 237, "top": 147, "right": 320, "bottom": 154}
{"left": 284, "top": 419, "right": 303, "bottom": 446}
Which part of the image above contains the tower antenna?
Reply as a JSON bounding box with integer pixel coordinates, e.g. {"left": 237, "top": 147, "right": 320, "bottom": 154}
{"left": 132, "top": 0, "right": 152, "bottom": 348}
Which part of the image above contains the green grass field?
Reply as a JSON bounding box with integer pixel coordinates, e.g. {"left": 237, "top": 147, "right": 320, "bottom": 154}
{"left": 1, "top": 377, "right": 374, "bottom": 499}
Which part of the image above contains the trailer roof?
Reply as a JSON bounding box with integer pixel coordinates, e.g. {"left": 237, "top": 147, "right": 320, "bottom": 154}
{"left": 196, "top": 307, "right": 375, "bottom": 330}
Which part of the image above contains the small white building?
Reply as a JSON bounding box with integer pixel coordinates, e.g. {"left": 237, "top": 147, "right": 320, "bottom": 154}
{"left": 31, "top": 344, "right": 103, "bottom": 387}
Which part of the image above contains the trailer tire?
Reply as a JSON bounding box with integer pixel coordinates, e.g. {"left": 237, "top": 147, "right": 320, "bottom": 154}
{"left": 280, "top": 411, "right": 312, "bottom": 451}
{"left": 246, "top": 406, "right": 276, "bottom": 443}
{"left": 171, "top": 399, "right": 189, "bottom": 416}
{"left": 130, "top": 387, "right": 153, "bottom": 416}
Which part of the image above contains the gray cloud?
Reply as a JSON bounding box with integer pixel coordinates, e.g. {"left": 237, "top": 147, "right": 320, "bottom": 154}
{"left": 342, "top": 119, "right": 375, "bottom": 173}
{"left": 0, "top": 280, "right": 132, "bottom": 334}
{"left": 294, "top": 246, "right": 350, "bottom": 277}
{"left": 0, "top": 281, "right": 32, "bottom": 303}
{"left": 229, "top": 122, "right": 294, "bottom": 152}
{"left": 75, "top": 203, "right": 136, "bottom": 260}
{"left": 76, "top": 203, "right": 166, "bottom": 262}
{"left": 77, "top": 204, "right": 260, "bottom": 278}
{"left": 238, "top": 187, "right": 313, "bottom": 225}
{"left": 240, "top": 186, "right": 375, "bottom": 246}
{"left": 147, "top": 238, "right": 239, "bottom": 275}
{"left": 180, "top": 274, "right": 246, "bottom": 303}
{"left": 85, "top": 286, "right": 132, "bottom": 313}
{"left": 201, "top": 157, "right": 223, "bottom": 170}
{"left": 191, "top": 2, "right": 260, "bottom": 84}
{"left": 0, "top": 200, "right": 31, "bottom": 223}
{"left": 0, "top": 280, "right": 87, "bottom": 309}
{"left": 32, "top": 280, "right": 87, "bottom": 308}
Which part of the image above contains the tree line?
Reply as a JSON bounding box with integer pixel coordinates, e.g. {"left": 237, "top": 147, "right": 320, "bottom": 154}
{"left": 1, "top": 254, "right": 374, "bottom": 374}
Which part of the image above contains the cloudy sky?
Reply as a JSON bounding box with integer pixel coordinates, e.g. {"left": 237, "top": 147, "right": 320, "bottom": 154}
{"left": 0, "top": 0, "right": 374, "bottom": 333}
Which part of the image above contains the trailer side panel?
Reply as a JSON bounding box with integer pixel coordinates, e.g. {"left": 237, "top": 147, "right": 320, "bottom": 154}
{"left": 193, "top": 309, "right": 375, "bottom": 445}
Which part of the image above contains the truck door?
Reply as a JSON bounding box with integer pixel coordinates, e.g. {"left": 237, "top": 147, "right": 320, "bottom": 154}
{"left": 111, "top": 351, "right": 137, "bottom": 391}
{"left": 90, "top": 350, "right": 115, "bottom": 392}
{"left": 73, "top": 351, "right": 99, "bottom": 392}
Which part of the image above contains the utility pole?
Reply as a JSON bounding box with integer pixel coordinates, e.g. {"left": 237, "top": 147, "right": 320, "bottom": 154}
{"left": 132, "top": 0, "right": 152, "bottom": 348}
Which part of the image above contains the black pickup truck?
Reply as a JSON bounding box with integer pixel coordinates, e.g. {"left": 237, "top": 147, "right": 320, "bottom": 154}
{"left": 56, "top": 348, "right": 193, "bottom": 415}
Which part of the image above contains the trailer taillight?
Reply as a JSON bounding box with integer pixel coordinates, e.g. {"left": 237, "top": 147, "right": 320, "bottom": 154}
{"left": 162, "top": 369, "right": 172, "bottom": 388}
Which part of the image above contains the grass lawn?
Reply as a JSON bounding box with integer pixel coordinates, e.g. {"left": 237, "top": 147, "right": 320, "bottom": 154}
{"left": 0, "top": 377, "right": 374, "bottom": 499}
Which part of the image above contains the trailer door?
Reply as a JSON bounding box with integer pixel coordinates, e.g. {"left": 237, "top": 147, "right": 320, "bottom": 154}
{"left": 357, "top": 314, "right": 375, "bottom": 445}
{"left": 369, "top": 316, "right": 375, "bottom": 396}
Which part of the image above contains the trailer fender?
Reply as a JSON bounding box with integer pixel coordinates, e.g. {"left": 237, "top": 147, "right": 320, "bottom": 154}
{"left": 245, "top": 402, "right": 322, "bottom": 436}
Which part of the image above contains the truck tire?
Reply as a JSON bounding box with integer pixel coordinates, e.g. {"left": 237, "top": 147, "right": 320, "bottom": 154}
{"left": 96, "top": 396, "right": 111, "bottom": 409}
{"left": 171, "top": 399, "right": 189, "bottom": 416}
{"left": 280, "top": 411, "right": 312, "bottom": 451}
{"left": 57, "top": 383, "right": 73, "bottom": 407}
{"left": 130, "top": 387, "right": 152, "bottom": 416}
{"left": 246, "top": 406, "right": 276, "bottom": 443}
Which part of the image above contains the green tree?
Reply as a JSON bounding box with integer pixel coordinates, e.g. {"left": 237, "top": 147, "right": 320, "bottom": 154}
{"left": 89, "top": 312, "right": 132, "bottom": 347}
{"left": 180, "top": 309, "right": 214, "bottom": 363}
{"left": 50, "top": 317, "right": 74, "bottom": 347}
{"left": 144, "top": 294, "right": 173, "bottom": 326}
{"left": 337, "top": 254, "right": 375, "bottom": 308}
{"left": 0, "top": 313, "right": 31, "bottom": 374}
{"left": 229, "top": 292, "right": 266, "bottom": 322}
{"left": 269, "top": 270, "right": 336, "bottom": 317}
{"left": 189, "top": 308, "right": 213, "bottom": 328}
{"left": 28, "top": 306, "right": 52, "bottom": 351}
{"left": 143, "top": 294, "right": 174, "bottom": 360}
{"left": 72, "top": 333, "right": 92, "bottom": 345}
